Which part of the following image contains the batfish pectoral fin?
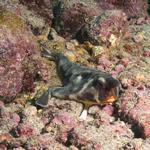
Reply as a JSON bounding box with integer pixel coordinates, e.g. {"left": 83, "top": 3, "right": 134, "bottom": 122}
{"left": 36, "top": 90, "right": 50, "bottom": 107}
{"left": 79, "top": 108, "right": 88, "bottom": 121}
{"left": 79, "top": 101, "right": 92, "bottom": 121}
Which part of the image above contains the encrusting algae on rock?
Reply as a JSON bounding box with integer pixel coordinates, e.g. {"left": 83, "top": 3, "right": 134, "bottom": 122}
{"left": 1, "top": 0, "right": 150, "bottom": 149}
{"left": 0, "top": 8, "right": 50, "bottom": 101}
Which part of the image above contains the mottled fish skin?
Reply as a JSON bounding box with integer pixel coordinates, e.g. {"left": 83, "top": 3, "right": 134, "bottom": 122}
{"left": 36, "top": 45, "right": 121, "bottom": 120}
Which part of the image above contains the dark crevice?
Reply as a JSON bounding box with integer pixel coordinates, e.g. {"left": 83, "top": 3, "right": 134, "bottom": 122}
{"left": 131, "top": 123, "right": 145, "bottom": 139}
{"left": 120, "top": 112, "right": 145, "bottom": 139}
{"left": 112, "top": 104, "right": 120, "bottom": 121}
{"left": 147, "top": 0, "right": 150, "bottom": 15}
{"left": 113, "top": 105, "right": 145, "bottom": 139}
{"left": 64, "top": 128, "right": 83, "bottom": 149}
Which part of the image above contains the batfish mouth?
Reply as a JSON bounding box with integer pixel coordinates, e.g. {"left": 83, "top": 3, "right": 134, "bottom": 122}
{"left": 98, "top": 87, "right": 119, "bottom": 104}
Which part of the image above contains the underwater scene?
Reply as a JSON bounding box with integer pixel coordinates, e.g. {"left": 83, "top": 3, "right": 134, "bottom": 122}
{"left": 0, "top": 0, "right": 150, "bottom": 149}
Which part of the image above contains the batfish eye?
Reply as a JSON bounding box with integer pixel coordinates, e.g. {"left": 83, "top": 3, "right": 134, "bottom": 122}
{"left": 98, "top": 77, "right": 106, "bottom": 85}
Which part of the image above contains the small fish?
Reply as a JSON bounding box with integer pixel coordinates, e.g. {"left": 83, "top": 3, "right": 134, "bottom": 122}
{"left": 36, "top": 44, "right": 121, "bottom": 120}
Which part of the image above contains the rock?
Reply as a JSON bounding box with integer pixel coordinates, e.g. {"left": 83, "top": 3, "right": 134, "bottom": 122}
{"left": 135, "top": 74, "right": 146, "bottom": 82}
{"left": 56, "top": 127, "right": 91, "bottom": 148}
{"left": 0, "top": 133, "right": 13, "bottom": 142}
{"left": 19, "top": 0, "right": 53, "bottom": 25}
{"left": 140, "top": 140, "right": 150, "bottom": 149}
{"left": 0, "top": 100, "right": 4, "bottom": 108}
{"left": 0, "top": 144, "right": 7, "bottom": 150}
{"left": 15, "top": 106, "right": 44, "bottom": 138}
{"left": 127, "top": 98, "right": 150, "bottom": 138}
{"left": 25, "top": 133, "right": 69, "bottom": 150}
{"left": 97, "top": 0, "right": 148, "bottom": 17}
{"left": 35, "top": 58, "right": 50, "bottom": 82}
{"left": 52, "top": 112, "right": 77, "bottom": 128}
{"left": 76, "top": 10, "right": 128, "bottom": 46}
{"left": 97, "top": 55, "right": 112, "bottom": 70}
{"left": 53, "top": 1, "right": 100, "bottom": 38}
{"left": 95, "top": 111, "right": 115, "bottom": 125}
{"left": 0, "top": 8, "right": 48, "bottom": 100}
{"left": 120, "top": 58, "right": 129, "bottom": 67}
{"left": 20, "top": 6, "right": 47, "bottom": 36}
{"left": 114, "top": 64, "right": 125, "bottom": 74}
{"left": 22, "top": 106, "right": 37, "bottom": 117}
{"left": 133, "top": 32, "right": 145, "bottom": 43}
{"left": 56, "top": 119, "right": 133, "bottom": 149}
{"left": 136, "top": 17, "right": 147, "bottom": 25}
{"left": 86, "top": 45, "right": 105, "bottom": 57}
{"left": 70, "top": 145, "right": 78, "bottom": 150}
{"left": 119, "top": 85, "right": 150, "bottom": 138}
{"left": 13, "top": 147, "right": 25, "bottom": 150}
{"left": 93, "top": 144, "right": 101, "bottom": 150}
{"left": 66, "top": 42, "right": 75, "bottom": 51}
{"left": 16, "top": 117, "right": 44, "bottom": 138}
{"left": 102, "top": 105, "right": 114, "bottom": 116}
{"left": 9, "top": 136, "right": 28, "bottom": 148}
{"left": 120, "top": 78, "right": 129, "bottom": 89}
{"left": 0, "top": 106, "right": 20, "bottom": 134}
{"left": 24, "top": 133, "right": 52, "bottom": 149}
{"left": 17, "top": 123, "right": 38, "bottom": 138}
{"left": 143, "top": 50, "right": 150, "bottom": 57}
{"left": 0, "top": 0, "right": 50, "bottom": 36}
{"left": 64, "top": 51, "right": 77, "bottom": 62}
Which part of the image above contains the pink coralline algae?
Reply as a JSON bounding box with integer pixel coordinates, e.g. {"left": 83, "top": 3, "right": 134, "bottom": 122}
{"left": 143, "top": 50, "right": 150, "bottom": 57}
{"left": 102, "top": 105, "right": 114, "bottom": 116}
{"left": 0, "top": 9, "right": 42, "bottom": 100}
{"left": 76, "top": 10, "right": 128, "bottom": 46}
{"left": 19, "top": 0, "right": 53, "bottom": 25}
{"left": 0, "top": 0, "right": 150, "bottom": 149}
{"left": 119, "top": 86, "right": 150, "bottom": 138}
{"left": 98, "top": 56, "right": 112, "bottom": 67}
{"left": 56, "top": 127, "right": 90, "bottom": 148}
{"left": 52, "top": 112, "right": 77, "bottom": 128}
{"left": 54, "top": 2, "right": 99, "bottom": 38}
{"left": 22, "top": 106, "right": 37, "bottom": 117}
{"left": 114, "top": 64, "right": 125, "bottom": 74}
{"left": 0, "top": 133, "right": 13, "bottom": 142}
{"left": 35, "top": 60, "right": 50, "bottom": 82}
{"left": 97, "top": 0, "right": 148, "bottom": 17}
{"left": 0, "top": 100, "right": 4, "bottom": 108}
{"left": 25, "top": 133, "right": 68, "bottom": 150}
{"left": 16, "top": 106, "right": 44, "bottom": 138}
{"left": 24, "top": 133, "right": 53, "bottom": 149}
{"left": 17, "top": 123, "right": 36, "bottom": 138}
{"left": 127, "top": 98, "right": 150, "bottom": 138}
{"left": 93, "top": 144, "right": 101, "bottom": 150}
{"left": 120, "top": 58, "right": 129, "bottom": 67}
{"left": 16, "top": 118, "right": 44, "bottom": 138}
{"left": 0, "top": 107, "right": 20, "bottom": 134}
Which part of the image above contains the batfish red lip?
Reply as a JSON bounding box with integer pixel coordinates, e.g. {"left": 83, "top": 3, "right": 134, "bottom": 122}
{"left": 105, "top": 95, "right": 117, "bottom": 103}
{"left": 96, "top": 95, "right": 117, "bottom": 105}
{"left": 101, "top": 87, "right": 118, "bottom": 104}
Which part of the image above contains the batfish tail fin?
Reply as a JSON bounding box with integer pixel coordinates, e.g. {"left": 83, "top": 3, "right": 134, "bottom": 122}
{"left": 36, "top": 90, "right": 50, "bottom": 107}
{"left": 40, "top": 43, "right": 57, "bottom": 61}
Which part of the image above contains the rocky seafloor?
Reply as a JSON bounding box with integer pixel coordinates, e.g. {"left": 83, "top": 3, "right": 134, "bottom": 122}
{"left": 0, "top": 0, "right": 150, "bottom": 149}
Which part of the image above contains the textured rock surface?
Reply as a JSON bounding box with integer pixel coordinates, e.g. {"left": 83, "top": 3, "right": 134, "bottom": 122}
{"left": 0, "top": 8, "right": 50, "bottom": 100}
{"left": 0, "top": 9, "right": 37, "bottom": 99}
{"left": 53, "top": 1, "right": 100, "bottom": 39}
{"left": 76, "top": 10, "right": 128, "bottom": 45}
{"left": 0, "top": 0, "right": 150, "bottom": 149}
{"left": 97, "top": 0, "right": 148, "bottom": 17}
{"left": 19, "top": 0, "right": 53, "bottom": 25}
